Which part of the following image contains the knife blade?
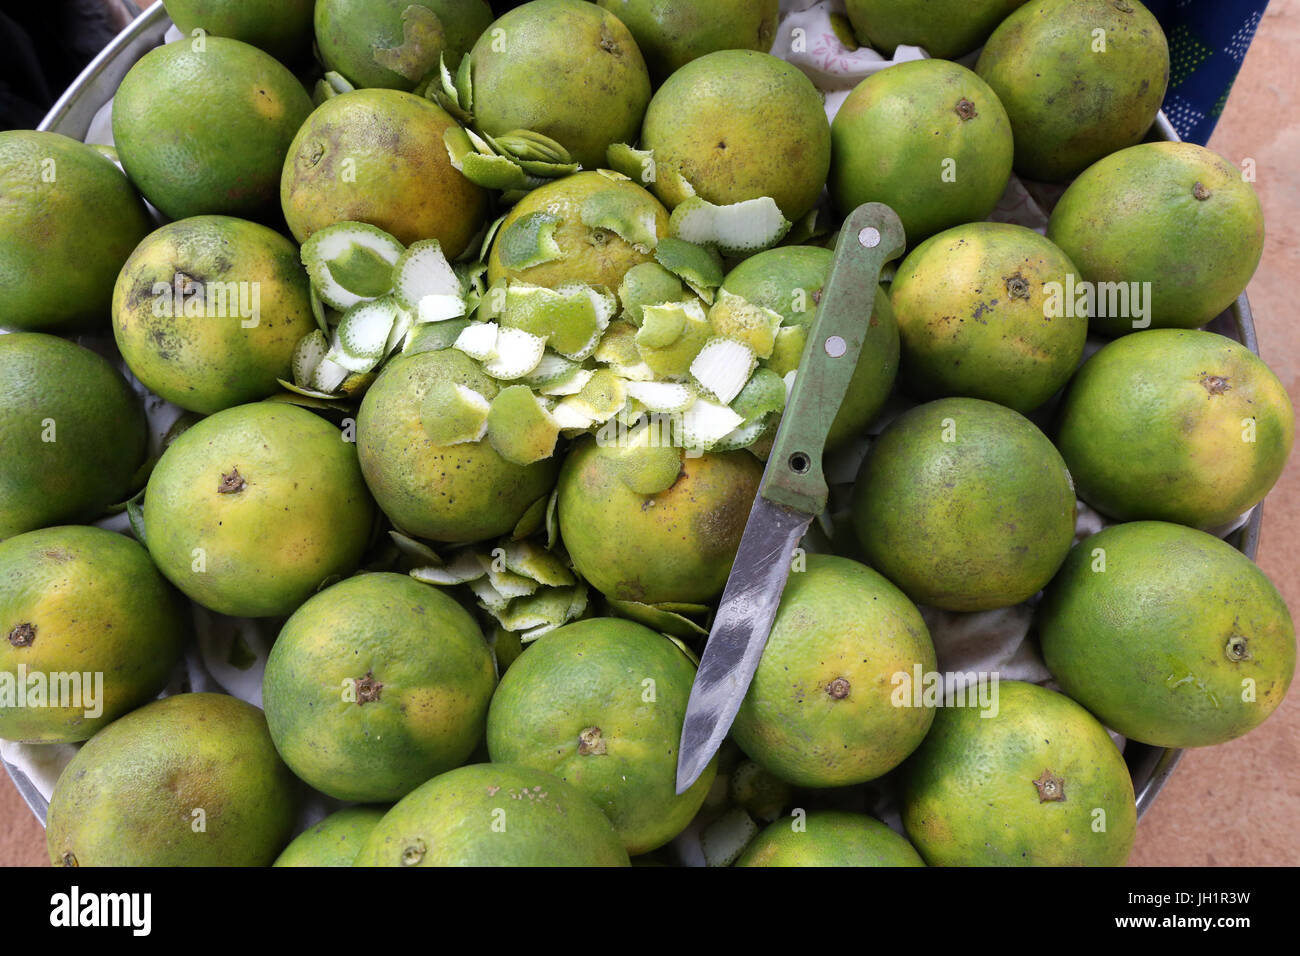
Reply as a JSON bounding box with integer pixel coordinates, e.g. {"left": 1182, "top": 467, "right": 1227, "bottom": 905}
{"left": 676, "top": 203, "right": 906, "bottom": 794}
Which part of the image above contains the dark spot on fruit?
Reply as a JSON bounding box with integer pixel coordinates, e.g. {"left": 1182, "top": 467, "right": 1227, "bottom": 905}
{"left": 1004, "top": 273, "right": 1031, "bottom": 300}
{"left": 355, "top": 671, "right": 383, "bottom": 704}
{"left": 7, "top": 623, "right": 36, "bottom": 647}
{"left": 1200, "top": 374, "right": 1231, "bottom": 396}
{"left": 218, "top": 468, "right": 246, "bottom": 494}
{"left": 577, "top": 726, "right": 607, "bottom": 755}
{"left": 1033, "top": 769, "right": 1066, "bottom": 802}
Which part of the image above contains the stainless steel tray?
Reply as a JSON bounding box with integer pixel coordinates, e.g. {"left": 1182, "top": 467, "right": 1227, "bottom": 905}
{"left": 4, "top": 1, "right": 1266, "bottom": 829}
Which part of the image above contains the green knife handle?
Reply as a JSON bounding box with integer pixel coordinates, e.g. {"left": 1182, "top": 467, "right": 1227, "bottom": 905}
{"left": 761, "top": 203, "right": 906, "bottom": 515}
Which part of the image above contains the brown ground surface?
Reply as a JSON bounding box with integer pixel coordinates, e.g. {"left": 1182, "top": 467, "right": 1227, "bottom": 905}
{"left": 2, "top": 2, "right": 1298, "bottom": 867}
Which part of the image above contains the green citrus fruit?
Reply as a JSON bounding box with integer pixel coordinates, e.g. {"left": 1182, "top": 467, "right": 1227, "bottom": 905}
{"left": 845, "top": 0, "right": 1028, "bottom": 59}
{"left": 315, "top": 0, "right": 493, "bottom": 90}
{"left": 1040, "top": 521, "right": 1295, "bottom": 748}
{"left": 556, "top": 436, "right": 760, "bottom": 605}
{"left": 851, "top": 397, "right": 1076, "bottom": 611}
{"left": 0, "top": 131, "right": 152, "bottom": 332}
{"left": 0, "top": 333, "right": 148, "bottom": 541}
{"left": 163, "top": 0, "right": 315, "bottom": 63}
{"left": 487, "top": 171, "right": 669, "bottom": 292}
{"left": 273, "top": 806, "right": 389, "bottom": 866}
{"left": 263, "top": 572, "right": 496, "bottom": 802}
{"left": 597, "top": 0, "right": 780, "bottom": 82}
{"left": 830, "top": 58, "right": 1013, "bottom": 244}
{"left": 900, "top": 680, "right": 1138, "bottom": 866}
{"left": 353, "top": 762, "right": 630, "bottom": 866}
{"left": 720, "top": 245, "right": 898, "bottom": 448}
{"left": 736, "top": 811, "right": 926, "bottom": 867}
{"left": 731, "top": 555, "right": 937, "bottom": 788}
{"left": 112, "top": 37, "right": 314, "bottom": 220}
{"left": 1055, "top": 330, "right": 1293, "bottom": 529}
{"left": 640, "top": 49, "right": 831, "bottom": 220}
{"left": 469, "top": 0, "right": 651, "bottom": 170}
{"left": 143, "top": 402, "right": 376, "bottom": 618}
{"left": 1046, "top": 142, "right": 1264, "bottom": 333}
{"left": 975, "top": 0, "right": 1169, "bottom": 182}
{"left": 889, "top": 222, "right": 1088, "bottom": 412}
{"left": 112, "top": 215, "right": 316, "bottom": 414}
{"left": 46, "top": 693, "right": 300, "bottom": 867}
{"left": 356, "top": 349, "right": 559, "bottom": 544}
{"left": 486, "top": 617, "right": 715, "bottom": 855}
{"left": 281, "top": 88, "right": 488, "bottom": 254}
{"left": 0, "top": 526, "right": 187, "bottom": 743}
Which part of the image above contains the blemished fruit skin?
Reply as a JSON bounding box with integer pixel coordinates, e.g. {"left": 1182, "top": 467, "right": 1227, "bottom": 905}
{"left": 0, "top": 333, "right": 148, "bottom": 542}
{"left": 640, "top": 49, "right": 831, "bottom": 220}
{"left": 163, "top": 0, "right": 315, "bottom": 64}
{"left": 112, "top": 215, "right": 317, "bottom": 415}
{"left": 720, "top": 246, "right": 898, "bottom": 449}
{"left": 111, "top": 37, "right": 314, "bottom": 221}
{"left": 845, "top": 0, "right": 1028, "bottom": 60}
{"left": 890, "top": 222, "right": 1088, "bottom": 413}
{"left": 556, "top": 436, "right": 761, "bottom": 605}
{"left": 469, "top": 0, "right": 651, "bottom": 170}
{"left": 314, "top": 0, "right": 493, "bottom": 90}
{"left": 353, "top": 763, "right": 630, "bottom": 866}
{"left": 1039, "top": 522, "right": 1296, "bottom": 749}
{"left": 487, "top": 172, "right": 670, "bottom": 292}
{"left": 273, "top": 806, "right": 389, "bottom": 867}
{"left": 1047, "top": 143, "right": 1265, "bottom": 333}
{"left": 281, "top": 89, "right": 489, "bottom": 254}
{"left": 1055, "top": 330, "right": 1293, "bottom": 530}
{"left": 0, "top": 131, "right": 153, "bottom": 332}
{"left": 143, "top": 402, "right": 376, "bottom": 618}
{"left": 976, "top": 0, "right": 1169, "bottom": 183}
{"left": 486, "top": 617, "right": 716, "bottom": 855}
{"left": 0, "top": 526, "right": 187, "bottom": 743}
{"left": 597, "top": 0, "right": 780, "bottom": 82}
{"left": 46, "top": 693, "right": 300, "bottom": 867}
{"left": 830, "top": 59, "right": 1014, "bottom": 244}
{"left": 851, "top": 397, "right": 1076, "bottom": 612}
{"left": 263, "top": 573, "right": 496, "bottom": 803}
{"left": 736, "top": 811, "right": 926, "bottom": 867}
{"left": 731, "top": 555, "right": 937, "bottom": 788}
{"left": 357, "top": 350, "right": 559, "bottom": 544}
{"left": 900, "top": 681, "right": 1138, "bottom": 866}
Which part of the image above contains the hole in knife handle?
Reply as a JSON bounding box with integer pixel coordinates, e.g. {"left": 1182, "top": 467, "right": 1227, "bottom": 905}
{"left": 788, "top": 453, "right": 811, "bottom": 475}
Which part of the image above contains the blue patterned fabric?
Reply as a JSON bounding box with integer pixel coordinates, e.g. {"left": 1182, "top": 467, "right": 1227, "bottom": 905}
{"left": 1145, "top": 0, "right": 1270, "bottom": 144}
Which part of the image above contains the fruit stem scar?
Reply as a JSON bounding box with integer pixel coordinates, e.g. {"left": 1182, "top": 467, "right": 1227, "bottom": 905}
{"left": 577, "top": 726, "right": 607, "bottom": 755}
{"left": 1004, "top": 273, "right": 1031, "bottom": 299}
{"left": 1225, "top": 636, "right": 1251, "bottom": 662}
{"left": 401, "top": 839, "right": 426, "bottom": 866}
{"left": 218, "top": 468, "right": 246, "bottom": 494}
{"left": 1200, "top": 374, "right": 1231, "bottom": 396}
{"left": 1192, "top": 181, "right": 1211, "bottom": 201}
{"left": 954, "top": 98, "right": 978, "bottom": 121}
{"left": 355, "top": 671, "right": 383, "bottom": 704}
{"left": 826, "top": 677, "right": 851, "bottom": 699}
{"left": 1033, "top": 769, "right": 1066, "bottom": 802}
{"left": 7, "top": 622, "right": 35, "bottom": 647}
{"left": 1113, "top": 0, "right": 1133, "bottom": 12}
{"left": 61, "top": 852, "right": 78, "bottom": 867}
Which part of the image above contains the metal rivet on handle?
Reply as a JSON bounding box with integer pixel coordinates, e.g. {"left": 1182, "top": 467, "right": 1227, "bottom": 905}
{"left": 824, "top": 335, "right": 847, "bottom": 357}
{"left": 858, "top": 226, "right": 880, "bottom": 248}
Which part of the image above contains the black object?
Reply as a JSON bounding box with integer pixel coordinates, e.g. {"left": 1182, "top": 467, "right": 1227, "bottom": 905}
{"left": 0, "top": 0, "right": 136, "bottom": 131}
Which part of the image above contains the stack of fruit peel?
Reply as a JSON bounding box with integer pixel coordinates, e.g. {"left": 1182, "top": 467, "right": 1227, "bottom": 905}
{"left": 287, "top": 201, "right": 810, "bottom": 464}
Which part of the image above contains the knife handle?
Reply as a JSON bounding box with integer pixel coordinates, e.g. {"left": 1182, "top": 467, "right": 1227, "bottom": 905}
{"left": 761, "top": 203, "right": 906, "bottom": 516}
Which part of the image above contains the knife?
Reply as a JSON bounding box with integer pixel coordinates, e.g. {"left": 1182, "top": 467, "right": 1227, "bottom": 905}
{"left": 675, "top": 202, "right": 906, "bottom": 794}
